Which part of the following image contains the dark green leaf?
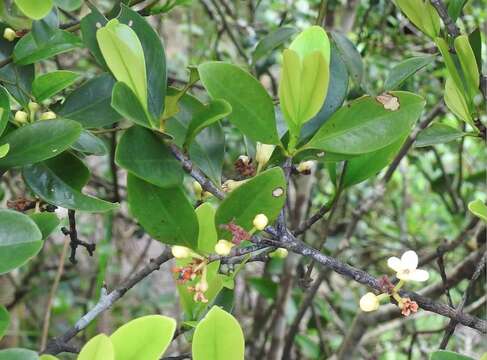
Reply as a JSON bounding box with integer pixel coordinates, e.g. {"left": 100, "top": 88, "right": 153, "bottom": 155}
{"left": 215, "top": 167, "right": 286, "bottom": 236}
{"left": 447, "top": 0, "right": 468, "bottom": 21}
{"left": 199, "top": 62, "right": 279, "bottom": 144}
{"left": 253, "top": 26, "right": 297, "bottom": 61}
{"left": 331, "top": 31, "right": 363, "bottom": 87}
{"left": 0, "top": 86, "right": 10, "bottom": 136}
{"left": 55, "top": 74, "right": 122, "bottom": 128}
{"left": 384, "top": 55, "right": 436, "bottom": 91}
{"left": 248, "top": 278, "right": 278, "bottom": 300}
{"left": 54, "top": 0, "right": 82, "bottom": 11}
{"left": 127, "top": 174, "right": 198, "bottom": 248}
{"left": 32, "top": 70, "right": 80, "bottom": 101}
{"left": 71, "top": 130, "right": 108, "bottom": 156}
{"left": 0, "top": 119, "right": 82, "bottom": 169}
{"left": 111, "top": 82, "right": 153, "bottom": 129}
{"left": 468, "top": 28, "right": 482, "bottom": 75}
{"left": 116, "top": 126, "right": 183, "bottom": 188}
{"left": 415, "top": 123, "right": 465, "bottom": 148}
{"left": 23, "top": 160, "right": 117, "bottom": 212}
{"left": 31, "top": 9, "right": 59, "bottom": 45}
{"left": 80, "top": 6, "right": 109, "bottom": 69}
{"left": 44, "top": 152, "right": 90, "bottom": 190}
{"left": 29, "top": 212, "right": 60, "bottom": 239}
{"left": 0, "top": 209, "right": 42, "bottom": 274}
{"left": 13, "top": 30, "right": 83, "bottom": 65}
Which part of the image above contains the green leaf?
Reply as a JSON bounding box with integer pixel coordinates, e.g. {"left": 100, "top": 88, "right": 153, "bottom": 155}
{"left": 289, "top": 25, "right": 330, "bottom": 63}
{"left": 248, "top": 277, "right": 278, "bottom": 300}
{"left": 384, "top": 55, "right": 436, "bottom": 91}
{"left": 55, "top": 73, "right": 122, "bottom": 128}
{"left": 444, "top": 77, "right": 473, "bottom": 125}
{"left": 13, "top": 30, "right": 82, "bottom": 65}
{"left": 0, "top": 86, "right": 10, "bottom": 136}
{"left": 14, "top": 0, "right": 53, "bottom": 20}
{"left": 29, "top": 212, "right": 60, "bottom": 239}
{"left": 116, "top": 126, "right": 183, "bottom": 188}
{"left": 468, "top": 28, "right": 482, "bottom": 76}
{"left": 447, "top": 0, "right": 468, "bottom": 21}
{"left": 184, "top": 99, "right": 231, "bottom": 148}
{"left": 0, "top": 143, "right": 8, "bottom": 158}
{"left": 331, "top": 31, "right": 363, "bottom": 87}
{"left": 78, "top": 334, "right": 114, "bottom": 360}
{"left": 0, "top": 119, "right": 82, "bottom": 169}
{"left": 0, "top": 59, "right": 34, "bottom": 107}
{"left": 196, "top": 202, "right": 218, "bottom": 253}
{"left": 341, "top": 136, "right": 405, "bottom": 187}
{"left": 39, "top": 355, "right": 59, "bottom": 360}
{"left": 306, "top": 91, "right": 425, "bottom": 155}
{"left": 0, "top": 209, "right": 42, "bottom": 275}
{"left": 415, "top": 123, "right": 465, "bottom": 148}
{"left": 253, "top": 26, "right": 297, "bottom": 61}
{"left": 435, "top": 37, "right": 465, "bottom": 98}
{"left": 0, "top": 349, "right": 39, "bottom": 360}
{"left": 97, "top": 19, "right": 148, "bottom": 110}
{"left": 215, "top": 167, "right": 286, "bottom": 236}
{"left": 32, "top": 70, "right": 79, "bottom": 102}
{"left": 80, "top": 6, "right": 109, "bottom": 69}
{"left": 111, "top": 82, "right": 154, "bottom": 129}
{"left": 395, "top": 0, "right": 441, "bottom": 39}
{"left": 118, "top": 5, "right": 167, "bottom": 119}
{"left": 71, "top": 130, "right": 108, "bottom": 156}
{"left": 198, "top": 62, "right": 279, "bottom": 144}
{"left": 54, "top": 0, "right": 82, "bottom": 11}
{"left": 0, "top": 305, "right": 9, "bottom": 339}
{"left": 454, "top": 35, "right": 480, "bottom": 100}
{"left": 467, "top": 199, "right": 487, "bottom": 223}
{"left": 430, "top": 350, "right": 475, "bottom": 360}
{"left": 23, "top": 160, "right": 118, "bottom": 213}
{"left": 192, "top": 306, "right": 245, "bottom": 360}
{"left": 110, "top": 315, "right": 176, "bottom": 360}
{"left": 127, "top": 174, "right": 198, "bottom": 247}
{"left": 31, "top": 9, "right": 59, "bottom": 45}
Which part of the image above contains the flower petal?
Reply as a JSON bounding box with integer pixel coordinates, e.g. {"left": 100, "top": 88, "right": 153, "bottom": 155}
{"left": 409, "top": 269, "right": 429, "bottom": 282}
{"left": 401, "top": 250, "right": 418, "bottom": 270}
{"left": 396, "top": 270, "right": 412, "bottom": 281}
{"left": 387, "top": 257, "right": 403, "bottom": 272}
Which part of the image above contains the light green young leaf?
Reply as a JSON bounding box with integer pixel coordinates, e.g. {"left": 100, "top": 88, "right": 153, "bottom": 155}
{"left": 289, "top": 25, "right": 330, "bottom": 63}
{"left": 435, "top": 37, "right": 465, "bottom": 97}
{"left": 32, "top": 70, "right": 80, "bottom": 102}
{"left": 78, "top": 334, "right": 114, "bottom": 360}
{"left": 0, "top": 87, "right": 10, "bottom": 137}
{"left": 0, "top": 305, "right": 9, "bottom": 340}
{"left": 395, "top": 0, "right": 440, "bottom": 39}
{"left": 0, "top": 143, "right": 9, "bottom": 159}
{"left": 454, "top": 35, "right": 480, "bottom": 100}
{"left": 110, "top": 315, "right": 176, "bottom": 360}
{"left": 444, "top": 77, "right": 473, "bottom": 126}
{"left": 39, "top": 355, "right": 59, "bottom": 360}
{"left": 468, "top": 199, "right": 487, "bottom": 223}
{"left": 192, "top": 306, "right": 245, "bottom": 360}
{"left": 97, "top": 19, "right": 148, "bottom": 110}
{"left": 14, "top": 0, "right": 53, "bottom": 20}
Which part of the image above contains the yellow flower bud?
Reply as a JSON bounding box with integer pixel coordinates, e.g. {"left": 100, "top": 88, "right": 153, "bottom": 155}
{"left": 359, "top": 292, "right": 380, "bottom": 312}
{"left": 253, "top": 213, "right": 268, "bottom": 231}
{"left": 214, "top": 240, "right": 234, "bottom": 256}
{"left": 171, "top": 245, "right": 191, "bottom": 259}
{"left": 222, "top": 179, "right": 248, "bottom": 193}
{"left": 3, "top": 28, "right": 17, "bottom": 42}
{"left": 14, "top": 111, "right": 28, "bottom": 124}
{"left": 193, "top": 181, "right": 203, "bottom": 198}
{"left": 28, "top": 101, "right": 40, "bottom": 113}
{"left": 297, "top": 160, "right": 314, "bottom": 173}
{"left": 40, "top": 111, "right": 56, "bottom": 120}
{"left": 270, "top": 248, "right": 288, "bottom": 259}
{"left": 255, "top": 142, "right": 275, "bottom": 168}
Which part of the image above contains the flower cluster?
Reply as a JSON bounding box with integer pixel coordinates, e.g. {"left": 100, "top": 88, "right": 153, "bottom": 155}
{"left": 171, "top": 246, "right": 209, "bottom": 303}
{"left": 13, "top": 101, "right": 56, "bottom": 125}
{"left": 359, "top": 250, "right": 428, "bottom": 316}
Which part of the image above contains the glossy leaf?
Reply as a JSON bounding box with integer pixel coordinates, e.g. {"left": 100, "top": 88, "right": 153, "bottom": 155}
{"left": 118, "top": 5, "right": 167, "bottom": 119}
{"left": 0, "top": 209, "right": 42, "bottom": 275}
{"left": 0, "top": 143, "right": 9, "bottom": 158}
{"left": 14, "top": 0, "right": 53, "bottom": 20}
{"left": 13, "top": 30, "right": 82, "bottom": 65}
{"left": 468, "top": 200, "right": 487, "bottom": 223}
{"left": 444, "top": 77, "right": 473, "bottom": 125}
{"left": 0, "top": 305, "right": 9, "bottom": 339}
{"left": 32, "top": 70, "right": 79, "bottom": 101}
{"left": 78, "top": 334, "right": 114, "bottom": 360}
{"left": 395, "top": 0, "right": 441, "bottom": 39}
{"left": 29, "top": 212, "right": 60, "bottom": 239}
{"left": 71, "top": 130, "right": 108, "bottom": 156}
{"left": 0, "top": 86, "right": 10, "bottom": 136}
{"left": 110, "top": 315, "right": 176, "bottom": 360}
{"left": 430, "top": 350, "right": 475, "bottom": 360}
{"left": 306, "top": 91, "right": 425, "bottom": 155}
{"left": 192, "top": 306, "right": 245, "bottom": 360}
{"left": 116, "top": 126, "right": 183, "bottom": 188}
{"left": 97, "top": 19, "right": 148, "bottom": 110}
{"left": 0, "top": 119, "right": 82, "bottom": 169}
{"left": 53, "top": 0, "right": 82, "bottom": 11}
{"left": 127, "top": 174, "right": 198, "bottom": 247}
{"left": 435, "top": 38, "right": 465, "bottom": 98}
{"left": 23, "top": 161, "right": 117, "bottom": 213}
{"left": 384, "top": 55, "right": 436, "bottom": 91}
{"left": 253, "top": 26, "right": 297, "bottom": 61}
{"left": 289, "top": 25, "right": 330, "bottom": 62}
{"left": 184, "top": 99, "right": 231, "bottom": 148}
{"left": 198, "top": 62, "right": 279, "bottom": 144}
{"left": 55, "top": 74, "right": 121, "bottom": 128}
{"left": 80, "top": 6, "right": 109, "bottom": 69}
{"left": 448, "top": 0, "right": 468, "bottom": 21}
{"left": 111, "top": 82, "right": 154, "bottom": 129}
{"left": 215, "top": 167, "right": 286, "bottom": 236}
{"left": 331, "top": 31, "right": 363, "bottom": 87}
{"left": 415, "top": 123, "right": 465, "bottom": 147}
{"left": 44, "top": 152, "right": 90, "bottom": 190}
{"left": 0, "top": 349, "right": 39, "bottom": 360}
{"left": 31, "top": 9, "right": 59, "bottom": 45}
{"left": 454, "top": 35, "right": 480, "bottom": 100}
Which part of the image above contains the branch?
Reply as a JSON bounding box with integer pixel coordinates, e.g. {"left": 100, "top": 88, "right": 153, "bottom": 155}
{"left": 429, "top": 0, "right": 460, "bottom": 38}
{"left": 61, "top": 210, "right": 96, "bottom": 264}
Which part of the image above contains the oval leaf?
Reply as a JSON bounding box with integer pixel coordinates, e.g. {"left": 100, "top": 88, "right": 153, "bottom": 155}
{"left": 198, "top": 62, "right": 279, "bottom": 144}
{"left": 384, "top": 55, "right": 436, "bottom": 91}
{"left": 253, "top": 26, "right": 297, "bottom": 61}
{"left": 78, "top": 334, "right": 114, "bottom": 360}
{"left": 0, "top": 119, "right": 82, "bottom": 169}
{"left": 71, "top": 130, "right": 108, "bottom": 156}
{"left": 29, "top": 212, "right": 60, "bottom": 239}
{"left": 110, "top": 315, "right": 176, "bottom": 360}
{"left": 32, "top": 70, "right": 80, "bottom": 102}
{"left": 0, "top": 348, "right": 39, "bottom": 360}
{"left": 192, "top": 306, "right": 245, "bottom": 360}
{"left": 14, "top": 0, "right": 53, "bottom": 20}
{"left": 415, "top": 123, "right": 465, "bottom": 148}
{"left": 127, "top": 174, "right": 198, "bottom": 248}
{"left": 430, "top": 350, "right": 475, "bottom": 360}
{"left": 468, "top": 199, "right": 487, "bottom": 223}
{"left": 0, "top": 209, "right": 42, "bottom": 275}
{"left": 306, "top": 91, "right": 425, "bottom": 155}
{"left": 111, "top": 82, "right": 154, "bottom": 129}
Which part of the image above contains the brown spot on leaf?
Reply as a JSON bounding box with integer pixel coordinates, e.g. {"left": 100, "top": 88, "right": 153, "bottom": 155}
{"left": 376, "top": 93, "right": 400, "bottom": 111}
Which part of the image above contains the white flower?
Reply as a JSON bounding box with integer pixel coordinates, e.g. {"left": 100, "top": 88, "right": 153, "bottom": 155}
{"left": 255, "top": 142, "right": 275, "bottom": 168}
{"left": 359, "top": 292, "right": 379, "bottom": 312}
{"left": 3, "top": 28, "right": 16, "bottom": 42}
{"left": 387, "top": 250, "right": 429, "bottom": 282}
{"left": 253, "top": 213, "right": 268, "bottom": 230}
{"left": 296, "top": 160, "right": 315, "bottom": 173}
{"left": 171, "top": 245, "right": 191, "bottom": 259}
